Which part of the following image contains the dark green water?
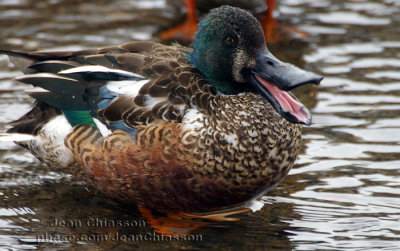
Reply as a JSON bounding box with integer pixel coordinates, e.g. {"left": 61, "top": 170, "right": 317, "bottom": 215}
{"left": 0, "top": 0, "right": 400, "bottom": 250}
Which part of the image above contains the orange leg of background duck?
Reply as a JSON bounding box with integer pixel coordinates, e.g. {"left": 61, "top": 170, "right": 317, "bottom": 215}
{"left": 160, "top": 0, "right": 307, "bottom": 43}
{"left": 258, "top": 0, "right": 308, "bottom": 42}
{"left": 160, "top": 0, "right": 198, "bottom": 42}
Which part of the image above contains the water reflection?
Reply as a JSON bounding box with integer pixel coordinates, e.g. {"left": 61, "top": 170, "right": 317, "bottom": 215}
{"left": 0, "top": 0, "right": 400, "bottom": 250}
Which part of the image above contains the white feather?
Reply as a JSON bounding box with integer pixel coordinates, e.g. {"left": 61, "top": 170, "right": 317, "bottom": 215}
{"left": 182, "top": 108, "right": 205, "bottom": 131}
{"left": 144, "top": 96, "right": 166, "bottom": 109}
{"left": 93, "top": 118, "right": 111, "bottom": 137}
{"left": 25, "top": 87, "right": 50, "bottom": 94}
{"left": 0, "top": 133, "right": 35, "bottom": 142}
{"left": 15, "top": 72, "right": 76, "bottom": 81}
{"left": 59, "top": 65, "right": 145, "bottom": 80}
{"left": 28, "top": 115, "right": 75, "bottom": 168}
{"left": 106, "top": 79, "right": 149, "bottom": 97}
{"left": 246, "top": 200, "right": 264, "bottom": 212}
{"left": 222, "top": 133, "right": 238, "bottom": 145}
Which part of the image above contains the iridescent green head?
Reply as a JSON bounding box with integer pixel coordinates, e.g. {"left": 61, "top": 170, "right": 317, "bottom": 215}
{"left": 189, "top": 5, "right": 265, "bottom": 94}
{"left": 188, "top": 5, "right": 323, "bottom": 125}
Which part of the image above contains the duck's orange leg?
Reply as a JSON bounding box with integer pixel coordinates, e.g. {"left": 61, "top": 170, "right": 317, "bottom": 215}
{"left": 138, "top": 206, "right": 208, "bottom": 235}
{"left": 259, "top": 0, "right": 308, "bottom": 43}
{"left": 138, "top": 206, "right": 251, "bottom": 235}
{"left": 160, "top": 0, "right": 198, "bottom": 42}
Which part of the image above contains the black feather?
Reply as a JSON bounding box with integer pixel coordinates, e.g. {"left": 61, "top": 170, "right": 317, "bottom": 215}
{"left": 16, "top": 74, "right": 86, "bottom": 95}
{"left": 29, "top": 60, "right": 80, "bottom": 73}
{"left": 27, "top": 91, "right": 89, "bottom": 111}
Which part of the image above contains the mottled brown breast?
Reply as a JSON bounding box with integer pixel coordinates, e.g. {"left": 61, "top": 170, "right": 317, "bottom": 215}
{"left": 180, "top": 92, "right": 303, "bottom": 200}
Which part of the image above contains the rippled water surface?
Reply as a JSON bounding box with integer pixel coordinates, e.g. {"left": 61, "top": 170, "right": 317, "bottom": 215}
{"left": 1, "top": 0, "right": 400, "bottom": 250}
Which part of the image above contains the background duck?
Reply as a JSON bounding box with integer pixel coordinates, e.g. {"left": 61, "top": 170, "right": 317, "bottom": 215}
{"left": 0, "top": 6, "right": 322, "bottom": 214}
{"left": 161, "top": 0, "right": 308, "bottom": 42}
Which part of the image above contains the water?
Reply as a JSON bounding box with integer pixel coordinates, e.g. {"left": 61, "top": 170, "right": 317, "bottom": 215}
{"left": 0, "top": 0, "right": 400, "bottom": 250}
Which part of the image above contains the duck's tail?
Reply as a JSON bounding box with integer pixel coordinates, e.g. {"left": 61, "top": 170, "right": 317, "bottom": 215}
{"left": 0, "top": 102, "right": 77, "bottom": 168}
{"left": 8, "top": 101, "right": 61, "bottom": 133}
{"left": 1, "top": 49, "right": 145, "bottom": 128}
{"left": 1, "top": 49, "right": 144, "bottom": 168}
{"left": 3, "top": 102, "right": 63, "bottom": 142}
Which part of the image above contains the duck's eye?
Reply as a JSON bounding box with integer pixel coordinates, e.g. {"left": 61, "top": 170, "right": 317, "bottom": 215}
{"left": 224, "top": 37, "right": 236, "bottom": 45}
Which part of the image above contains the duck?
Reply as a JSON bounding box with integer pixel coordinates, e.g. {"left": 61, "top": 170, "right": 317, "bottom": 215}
{"left": 1, "top": 5, "right": 322, "bottom": 214}
{"left": 161, "top": 0, "right": 308, "bottom": 43}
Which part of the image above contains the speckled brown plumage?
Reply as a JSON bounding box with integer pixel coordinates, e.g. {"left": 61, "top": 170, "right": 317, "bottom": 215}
{"left": 65, "top": 92, "right": 302, "bottom": 212}
{"left": 94, "top": 41, "right": 217, "bottom": 126}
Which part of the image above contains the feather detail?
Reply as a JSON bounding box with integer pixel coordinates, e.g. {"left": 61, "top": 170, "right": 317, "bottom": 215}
{"left": 29, "top": 60, "right": 80, "bottom": 73}
{"left": 59, "top": 65, "right": 146, "bottom": 81}
{"left": 4, "top": 102, "right": 78, "bottom": 170}
{"left": 0, "top": 133, "right": 35, "bottom": 142}
{"left": 15, "top": 73, "right": 85, "bottom": 95}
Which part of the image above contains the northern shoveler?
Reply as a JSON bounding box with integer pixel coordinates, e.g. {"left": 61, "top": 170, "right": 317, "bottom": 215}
{"left": 1, "top": 6, "right": 322, "bottom": 213}
{"left": 161, "top": 0, "right": 308, "bottom": 42}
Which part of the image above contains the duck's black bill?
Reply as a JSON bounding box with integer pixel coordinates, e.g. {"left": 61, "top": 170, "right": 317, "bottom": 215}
{"left": 248, "top": 49, "right": 323, "bottom": 126}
